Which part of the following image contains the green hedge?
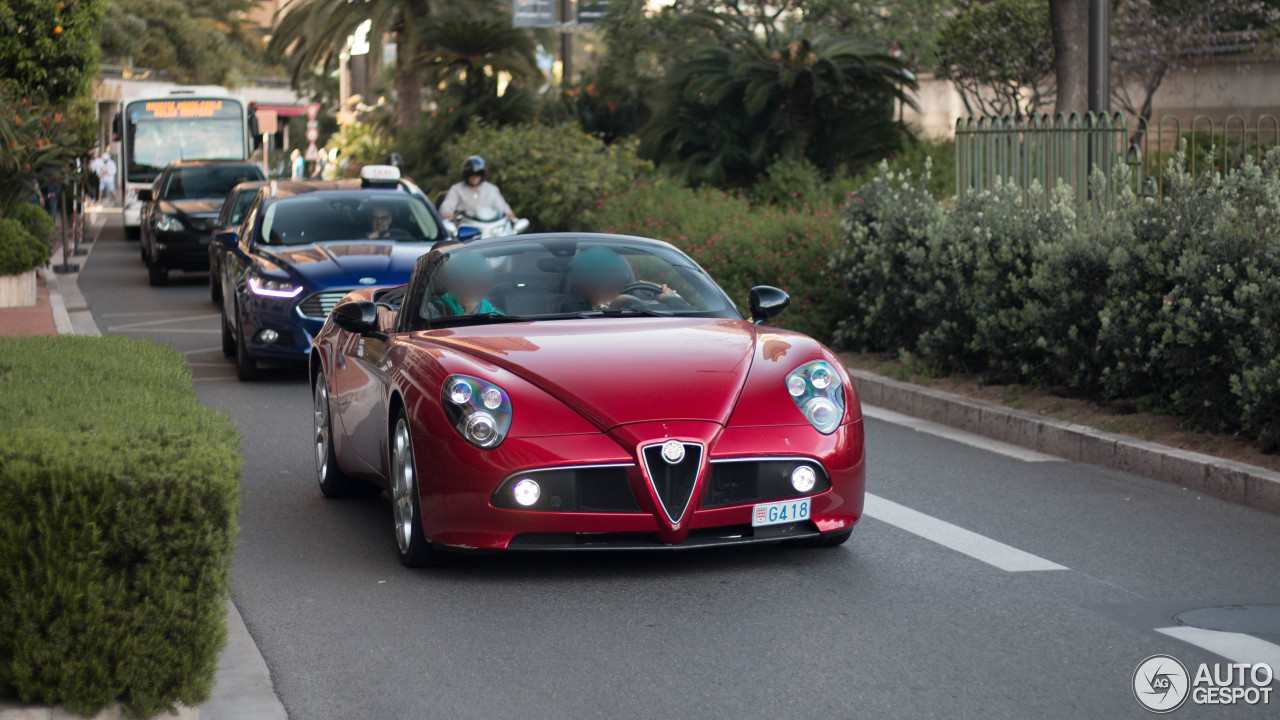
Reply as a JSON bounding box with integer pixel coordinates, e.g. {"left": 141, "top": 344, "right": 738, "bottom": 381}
{"left": 436, "top": 122, "right": 652, "bottom": 232}
{"left": 6, "top": 203, "right": 55, "bottom": 243}
{"left": 588, "top": 177, "right": 845, "bottom": 341}
{"left": 0, "top": 336, "right": 241, "bottom": 717}
{"left": 832, "top": 147, "right": 1280, "bottom": 452}
{"left": 0, "top": 215, "right": 50, "bottom": 276}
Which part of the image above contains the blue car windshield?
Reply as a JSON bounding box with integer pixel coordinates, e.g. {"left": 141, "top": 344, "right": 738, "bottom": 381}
{"left": 260, "top": 193, "right": 444, "bottom": 245}
{"left": 417, "top": 240, "right": 739, "bottom": 327}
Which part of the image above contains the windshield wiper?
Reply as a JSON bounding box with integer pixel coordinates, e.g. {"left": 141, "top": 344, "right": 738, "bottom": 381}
{"left": 580, "top": 307, "right": 673, "bottom": 318}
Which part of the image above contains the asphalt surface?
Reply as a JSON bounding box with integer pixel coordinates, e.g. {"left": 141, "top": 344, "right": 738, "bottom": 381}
{"left": 78, "top": 215, "right": 1280, "bottom": 719}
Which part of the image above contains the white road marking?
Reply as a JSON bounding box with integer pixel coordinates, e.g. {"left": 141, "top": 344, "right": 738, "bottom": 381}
{"left": 1156, "top": 626, "right": 1280, "bottom": 667}
{"left": 107, "top": 313, "right": 220, "bottom": 331}
{"left": 109, "top": 328, "right": 222, "bottom": 334}
{"left": 102, "top": 310, "right": 205, "bottom": 317}
{"left": 861, "top": 405, "right": 1063, "bottom": 463}
{"left": 183, "top": 346, "right": 225, "bottom": 355}
{"left": 863, "top": 493, "right": 1068, "bottom": 572}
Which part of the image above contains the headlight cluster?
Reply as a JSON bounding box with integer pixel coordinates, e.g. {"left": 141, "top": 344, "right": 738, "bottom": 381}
{"left": 156, "top": 214, "right": 183, "bottom": 232}
{"left": 786, "top": 360, "right": 846, "bottom": 434}
{"left": 247, "top": 275, "right": 304, "bottom": 298}
{"left": 442, "top": 374, "right": 512, "bottom": 449}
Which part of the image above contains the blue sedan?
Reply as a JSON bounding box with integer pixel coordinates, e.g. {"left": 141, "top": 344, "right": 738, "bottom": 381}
{"left": 215, "top": 167, "right": 449, "bottom": 380}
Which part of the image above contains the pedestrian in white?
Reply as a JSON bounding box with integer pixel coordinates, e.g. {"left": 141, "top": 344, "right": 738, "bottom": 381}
{"left": 99, "top": 151, "right": 119, "bottom": 206}
{"left": 88, "top": 150, "right": 104, "bottom": 203}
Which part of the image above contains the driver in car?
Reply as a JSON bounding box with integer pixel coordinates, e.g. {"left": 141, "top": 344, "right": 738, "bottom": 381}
{"left": 561, "top": 247, "right": 686, "bottom": 312}
{"left": 366, "top": 205, "right": 396, "bottom": 239}
{"left": 439, "top": 156, "right": 515, "bottom": 222}
{"left": 432, "top": 253, "right": 502, "bottom": 317}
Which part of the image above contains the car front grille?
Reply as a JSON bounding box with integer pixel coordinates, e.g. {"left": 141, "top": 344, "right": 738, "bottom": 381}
{"left": 641, "top": 442, "right": 704, "bottom": 524}
{"left": 701, "top": 458, "right": 831, "bottom": 509}
{"left": 297, "top": 291, "right": 348, "bottom": 319}
{"left": 491, "top": 464, "right": 642, "bottom": 513}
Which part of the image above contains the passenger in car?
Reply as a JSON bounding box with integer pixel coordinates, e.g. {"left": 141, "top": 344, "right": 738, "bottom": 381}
{"left": 433, "top": 253, "right": 502, "bottom": 317}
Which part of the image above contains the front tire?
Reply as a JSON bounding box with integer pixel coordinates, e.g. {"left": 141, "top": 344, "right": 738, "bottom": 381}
{"left": 391, "top": 411, "right": 439, "bottom": 567}
{"left": 220, "top": 297, "right": 235, "bottom": 358}
{"left": 233, "top": 300, "right": 261, "bottom": 381}
{"left": 313, "top": 371, "right": 372, "bottom": 498}
{"left": 148, "top": 262, "right": 168, "bottom": 287}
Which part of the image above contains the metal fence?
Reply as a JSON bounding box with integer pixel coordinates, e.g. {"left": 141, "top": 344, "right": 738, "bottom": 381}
{"left": 955, "top": 111, "right": 1280, "bottom": 225}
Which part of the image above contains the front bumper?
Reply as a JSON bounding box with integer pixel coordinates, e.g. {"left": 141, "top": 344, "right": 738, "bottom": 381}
{"left": 412, "top": 419, "right": 866, "bottom": 551}
{"left": 236, "top": 290, "right": 331, "bottom": 362}
{"left": 153, "top": 230, "right": 214, "bottom": 271}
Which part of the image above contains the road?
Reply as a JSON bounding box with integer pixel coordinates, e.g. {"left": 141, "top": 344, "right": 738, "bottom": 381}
{"left": 78, "top": 214, "right": 1280, "bottom": 719}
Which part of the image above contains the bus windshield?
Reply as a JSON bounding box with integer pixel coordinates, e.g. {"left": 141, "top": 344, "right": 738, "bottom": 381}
{"left": 125, "top": 98, "right": 246, "bottom": 184}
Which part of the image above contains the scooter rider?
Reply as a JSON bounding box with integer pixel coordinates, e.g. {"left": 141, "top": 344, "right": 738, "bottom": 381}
{"left": 439, "top": 156, "right": 515, "bottom": 222}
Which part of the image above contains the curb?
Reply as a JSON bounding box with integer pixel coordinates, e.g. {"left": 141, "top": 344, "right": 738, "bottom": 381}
{"left": 847, "top": 368, "right": 1280, "bottom": 515}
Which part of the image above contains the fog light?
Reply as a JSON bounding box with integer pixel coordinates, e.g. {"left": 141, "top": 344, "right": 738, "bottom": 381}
{"left": 258, "top": 329, "right": 279, "bottom": 344}
{"left": 791, "top": 465, "right": 817, "bottom": 493}
{"left": 513, "top": 478, "right": 540, "bottom": 506}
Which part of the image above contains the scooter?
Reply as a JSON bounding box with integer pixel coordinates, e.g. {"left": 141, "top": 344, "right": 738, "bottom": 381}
{"left": 443, "top": 206, "right": 531, "bottom": 242}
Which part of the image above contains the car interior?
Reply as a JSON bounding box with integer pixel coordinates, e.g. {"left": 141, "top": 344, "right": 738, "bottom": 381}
{"left": 261, "top": 196, "right": 440, "bottom": 246}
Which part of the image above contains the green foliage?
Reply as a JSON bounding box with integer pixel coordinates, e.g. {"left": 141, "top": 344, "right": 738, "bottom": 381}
{"left": 936, "top": 0, "right": 1054, "bottom": 117}
{"left": 847, "top": 137, "right": 957, "bottom": 200}
{"left": 0, "top": 0, "right": 104, "bottom": 107}
{"left": 587, "top": 177, "right": 846, "bottom": 340}
{"left": 0, "top": 217, "right": 50, "bottom": 276}
{"left": 322, "top": 123, "right": 394, "bottom": 178}
{"left": 437, "top": 123, "right": 652, "bottom": 232}
{"left": 0, "top": 336, "right": 241, "bottom": 717}
{"left": 640, "top": 15, "right": 915, "bottom": 188}
{"left": 100, "top": 0, "right": 269, "bottom": 85}
{"left": 831, "top": 146, "right": 1280, "bottom": 451}
{"left": 6, "top": 202, "right": 55, "bottom": 242}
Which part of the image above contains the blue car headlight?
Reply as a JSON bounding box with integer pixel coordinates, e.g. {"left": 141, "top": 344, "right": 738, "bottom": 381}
{"left": 786, "top": 360, "right": 845, "bottom": 434}
{"left": 442, "top": 375, "right": 512, "bottom": 448}
{"left": 156, "top": 214, "right": 183, "bottom": 232}
{"left": 248, "top": 274, "right": 304, "bottom": 298}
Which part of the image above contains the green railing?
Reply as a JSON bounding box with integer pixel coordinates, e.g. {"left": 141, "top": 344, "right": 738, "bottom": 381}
{"left": 955, "top": 111, "right": 1280, "bottom": 223}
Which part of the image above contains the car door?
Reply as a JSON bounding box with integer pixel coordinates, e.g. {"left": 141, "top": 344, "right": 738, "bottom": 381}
{"left": 141, "top": 169, "right": 165, "bottom": 257}
{"left": 223, "top": 195, "right": 263, "bottom": 332}
{"left": 331, "top": 325, "right": 392, "bottom": 474}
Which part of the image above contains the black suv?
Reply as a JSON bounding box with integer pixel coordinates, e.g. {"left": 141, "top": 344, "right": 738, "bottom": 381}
{"left": 139, "top": 160, "right": 265, "bottom": 286}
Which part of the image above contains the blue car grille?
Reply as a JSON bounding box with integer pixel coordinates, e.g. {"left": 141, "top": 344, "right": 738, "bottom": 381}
{"left": 297, "top": 291, "right": 348, "bottom": 319}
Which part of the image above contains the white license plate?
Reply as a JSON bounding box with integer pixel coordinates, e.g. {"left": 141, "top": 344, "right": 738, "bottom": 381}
{"left": 752, "top": 498, "right": 811, "bottom": 527}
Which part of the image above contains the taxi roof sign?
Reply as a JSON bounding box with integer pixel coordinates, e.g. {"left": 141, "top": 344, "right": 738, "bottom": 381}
{"left": 360, "top": 165, "right": 401, "bottom": 185}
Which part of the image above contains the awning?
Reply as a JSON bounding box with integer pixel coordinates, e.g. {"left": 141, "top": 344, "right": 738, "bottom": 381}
{"left": 252, "top": 104, "right": 313, "bottom": 117}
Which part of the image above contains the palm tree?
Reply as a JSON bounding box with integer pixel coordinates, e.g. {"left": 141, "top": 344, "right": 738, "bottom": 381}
{"left": 642, "top": 15, "right": 917, "bottom": 186}
{"left": 417, "top": 10, "right": 541, "bottom": 104}
{"left": 270, "top": 0, "right": 486, "bottom": 132}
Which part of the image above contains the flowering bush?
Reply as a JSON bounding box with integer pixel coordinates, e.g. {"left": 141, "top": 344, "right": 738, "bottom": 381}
{"left": 832, "top": 146, "right": 1280, "bottom": 452}
{"left": 0, "top": 217, "right": 50, "bottom": 276}
{"left": 587, "top": 177, "right": 845, "bottom": 341}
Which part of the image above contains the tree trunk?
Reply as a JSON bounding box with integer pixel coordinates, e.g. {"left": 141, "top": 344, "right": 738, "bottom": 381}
{"left": 1050, "top": 0, "right": 1089, "bottom": 115}
{"left": 395, "top": 21, "right": 422, "bottom": 131}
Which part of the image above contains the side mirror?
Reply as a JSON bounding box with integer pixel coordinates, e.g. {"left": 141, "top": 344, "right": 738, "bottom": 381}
{"left": 456, "top": 226, "right": 481, "bottom": 242}
{"left": 331, "top": 300, "right": 379, "bottom": 335}
{"left": 136, "top": 189, "right": 153, "bottom": 203}
{"left": 214, "top": 230, "right": 238, "bottom": 252}
{"left": 748, "top": 285, "right": 789, "bottom": 325}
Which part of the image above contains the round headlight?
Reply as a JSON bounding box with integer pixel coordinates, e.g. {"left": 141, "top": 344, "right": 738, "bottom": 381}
{"left": 786, "top": 375, "right": 808, "bottom": 397}
{"left": 790, "top": 465, "right": 817, "bottom": 493}
{"left": 512, "top": 478, "right": 540, "bottom": 507}
{"left": 809, "top": 364, "right": 833, "bottom": 390}
{"left": 803, "top": 397, "right": 840, "bottom": 434}
{"left": 449, "top": 380, "right": 473, "bottom": 405}
{"left": 481, "top": 387, "right": 503, "bottom": 410}
{"left": 464, "top": 412, "right": 498, "bottom": 446}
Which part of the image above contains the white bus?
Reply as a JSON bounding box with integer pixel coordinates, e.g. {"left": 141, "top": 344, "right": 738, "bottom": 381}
{"left": 114, "top": 87, "right": 252, "bottom": 237}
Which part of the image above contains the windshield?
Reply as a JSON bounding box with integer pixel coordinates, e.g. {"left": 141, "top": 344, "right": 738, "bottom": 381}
{"left": 125, "top": 98, "right": 246, "bottom": 184}
{"left": 414, "top": 240, "right": 738, "bottom": 328}
{"left": 260, "top": 193, "right": 445, "bottom": 246}
{"left": 459, "top": 207, "right": 505, "bottom": 223}
{"left": 226, "top": 187, "right": 259, "bottom": 225}
{"left": 163, "top": 166, "right": 263, "bottom": 201}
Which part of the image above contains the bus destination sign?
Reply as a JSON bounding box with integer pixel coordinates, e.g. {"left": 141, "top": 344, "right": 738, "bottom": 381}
{"left": 139, "top": 100, "right": 239, "bottom": 120}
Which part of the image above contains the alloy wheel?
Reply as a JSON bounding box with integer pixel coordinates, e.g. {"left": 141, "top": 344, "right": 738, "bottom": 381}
{"left": 391, "top": 418, "right": 416, "bottom": 554}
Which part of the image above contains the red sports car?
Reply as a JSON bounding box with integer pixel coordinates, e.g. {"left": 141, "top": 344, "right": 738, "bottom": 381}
{"left": 309, "top": 233, "right": 865, "bottom": 566}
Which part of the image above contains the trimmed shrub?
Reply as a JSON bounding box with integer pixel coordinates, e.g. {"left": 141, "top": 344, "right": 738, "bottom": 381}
{"left": 0, "top": 216, "right": 50, "bottom": 276}
{"left": 587, "top": 177, "right": 845, "bottom": 341}
{"left": 438, "top": 123, "right": 652, "bottom": 232}
{"left": 6, "top": 203, "right": 55, "bottom": 242}
{"left": 0, "top": 336, "right": 241, "bottom": 717}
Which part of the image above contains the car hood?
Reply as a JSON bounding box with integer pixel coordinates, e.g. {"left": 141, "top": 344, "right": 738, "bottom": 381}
{"left": 259, "top": 241, "right": 432, "bottom": 286}
{"left": 162, "top": 199, "right": 222, "bottom": 217}
{"left": 425, "top": 317, "right": 757, "bottom": 430}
